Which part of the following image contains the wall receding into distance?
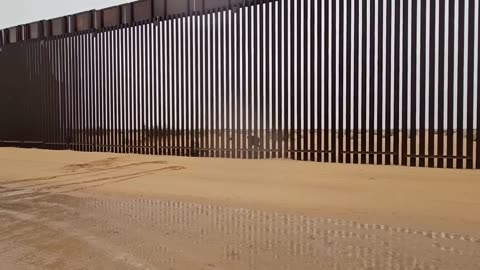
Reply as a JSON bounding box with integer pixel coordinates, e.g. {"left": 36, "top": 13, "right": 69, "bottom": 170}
{"left": 0, "top": 0, "right": 479, "bottom": 169}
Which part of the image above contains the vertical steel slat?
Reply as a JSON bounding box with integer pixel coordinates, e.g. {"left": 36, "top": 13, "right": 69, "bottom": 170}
{"left": 174, "top": 16, "right": 179, "bottom": 156}
{"left": 21, "top": 42, "right": 27, "bottom": 144}
{"left": 290, "top": 0, "right": 295, "bottom": 160}
{"left": 243, "top": 5, "right": 248, "bottom": 159}
{"left": 324, "top": 0, "right": 330, "bottom": 162}
{"left": 305, "top": 0, "right": 318, "bottom": 161}
{"left": 438, "top": 0, "right": 446, "bottom": 168}
{"left": 71, "top": 34, "right": 77, "bottom": 150}
{"left": 154, "top": 19, "right": 159, "bottom": 155}
{"left": 0, "top": 43, "right": 3, "bottom": 144}
{"left": 116, "top": 26, "right": 121, "bottom": 153}
{"left": 385, "top": 0, "right": 392, "bottom": 165}
{"left": 180, "top": 15, "right": 186, "bottom": 157}
{"left": 188, "top": 14, "right": 193, "bottom": 157}
{"left": 193, "top": 12, "right": 198, "bottom": 156}
{"left": 278, "top": 0, "right": 284, "bottom": 159}
{"left": 193, "top": 13, "right": 198, "bottom": 157}
{"left": 26, "top": 41, "right": 32, "bottom": 143}
{"left": 48, "top": 37, "right": 54, "bottom": 148}
{"left": 360, "top": 0, "right": 367, "bottom": 164}
{"left": 171, "top": 17, "right": 176, "bottom": 155}
{"left": 86, "top": 32, "right": 91, "bottom": 152}
{"left": 446, "top": 0, "right": 455, "bottom": 168}
{"left": 206, "top": 12, "right": 211, "bottom": 157}
{"left": 76, "top": 33, "right": 81, "bottom": 151}
{"left": 128, "top": 24, "right": 134, "bottom": 153}
{"left": 456, "top": 0, "right": 465, "bottom": 168}
{"left": 345, "top": 0, "right": 352, "bottom": 163}
{"left": 135, "top": 23, "right": 141, "bottom": 154}
{"left": 38, "top": 39, "right": 43, "bottom": 144}
{"left": 284, "top": 0, "right": 291, "bottom": 160}
{"left": 162, "top": 19, "right": 167, "bottom": 155}
{"left": 221, "top": 9, "right": 226, "bottom": 158}
{"left": 88, "top": 31, "right": 93, "bottom": 152}
{"left": 272, "top": 0, "right": 278, "bottom": 159}
{"left": 141, "top": 23, "right": 147, "bottom": 154}
{"left": 236, "top": 5, "right": 242, "bottom": 159}
{"left": 166, "top": 19, "right": 171, "bottom": 155}
{"left": 207, "top": 11, "right": 212, "bottom": 157}
{"left": 139, "top": 22, "right": 145, "bottom": 154}
{"left": 477, "top": 0, "right": 480, "bottom": 169}
{"left": 72, "top": 35, "right": 78, "bottom": 150}
{"left": 90, "top": 30, "right": 95, "bottom": 152}
{"left": 18, "top": 42, "right": 23, "bottom": 144}
{"left": 253, "top": 1, "right": 259, "bottom": 159}
{"left": 207, "top": 11, "right": 217, "bottom": 157}
{"left": 95, "top": 30, "right": 100, "bottom": 152}
{"left": 297, "top": 0, "right": 303, "bottom": 161}
{"left": 94, "top": 30, "right": 104, "bottom": 151}
{"left": 225, "top": 9, "right": 230, "bottom": 158}
{"left": 114, "top": 26, "right": 120, "bottom": 153}
{"left": 25, "top": 41, "right": 30, "bottom": 144}
{"left": 369, "top": 0, "right": 375, "bottom": 164}
{"left": 182, "top": 14, "right": 186, "bottom": 157}
{"left": 200, "top": 13, "right": 205, "bottom": 157}
{"left": 131, "top": 25, "right": 137, "bottom": 153}
{"left": 70, "top": 34, "right": 75, "bottom": 150}
{"left": 419, "top": 0, "right": 426, "bottom": 167}
{"left": 338, "top": 0, "right": 344, "bottom": 163}
{"left": 48, "top": 38, "right": 54, "bottom": 148}
{"left": 141, "top": 22, "right": 146, "bottom": 154}
{"left": 8, "top": 44, "right": 13, "bottom": 144}
{"left": 87, "top": 31, "right": 93, "bottom": 152}
{"left": 410, "top": 0, "right": 418, "bottom": 167}
{"left": 121, "top": 25, "right": 127, "bottom": 153}
{"left": 401, "top": 0, "right": 408, "bottom": 166}
{"left": 466, "top": 0, "right": 474, "bottom": 169}
{"left": 101, "top": 30, "right": 107, "bottom": 151}
{"left": 103, "top": 29, "right": 108, "bottom": 152}
{"left": 2, "top": 45, "right": 7, "bottom": 143}
{"left": 121, "top": 25, "right": 124, "bottom": 153}
{"left": 331, "top": 0, "right": 337, "bottom": 163}
{"left": 149, "top": 21, "right": 154, "bottom": 155}
{"left": 260, "top": 1, "right": 265, "bottom": 160}
{"left": 428, "top": 0, "right": 437, "bottom": 167}
{"left": 393, "top": 0, "right": 401, "bottom": 165}
{"left": 248, "top": 5, "right": 254, "bottom": 159}
{"left": 27, "top": 40, "right": 32, "bottom": 144}
{"left": 78, "top": 33, "right": 83, "bottom": 151}
{"left": 215, "top": 10, "right": 220, "bottom": 158}
{"left": 53, "top": 37, "right": 58, "bottom": 148}
{"left": 22, "top": 41, "right": 26, "bottom": 145}
{"left": 119, "top": 25, "right": 124, "bottom": 153}
{"left": 83, "top": 32, "right": 89, "bottom": 152}
{"left": 49, "top": 37, "right": 55, "bottom": 146}
{"left": 109, "top": 28, "right": 115, "bottom": 153}
{"left": 32, "top": 40, "right": 38, "bottom": 143}
{"left": 238, "top": 5, "right": 242, "bottom": 158}
{"left": 353, "top": 0, "right": 359, "bottom": 164}
{"left": 210, "top": 11, "right": 215, "bottom": 157}
{"left": 265, "top": 2, "right": 271, "bottom": 159}
{"left": 42, "top": 37, "right": 48, "bottom": 148}
{"left": 376, "top": 0, "right": 384, "bottom": 165}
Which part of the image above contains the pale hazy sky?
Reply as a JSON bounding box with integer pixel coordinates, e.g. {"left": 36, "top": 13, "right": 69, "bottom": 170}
{"left": 0, "top": 0, "right": 132, "bottom": 29}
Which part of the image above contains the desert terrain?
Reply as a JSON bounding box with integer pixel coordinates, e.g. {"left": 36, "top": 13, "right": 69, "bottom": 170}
{"left": 0, "top": 147, "right": 479, "bottom": 269}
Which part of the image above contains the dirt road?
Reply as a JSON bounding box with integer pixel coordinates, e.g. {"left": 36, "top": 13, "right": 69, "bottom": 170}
{"left": 0, "top": 148, "right": 479, "bottom": 269}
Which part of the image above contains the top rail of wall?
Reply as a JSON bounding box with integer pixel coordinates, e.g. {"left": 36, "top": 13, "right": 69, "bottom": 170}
{"left": 0, "top": 0, "right": 263, "bottom": 45}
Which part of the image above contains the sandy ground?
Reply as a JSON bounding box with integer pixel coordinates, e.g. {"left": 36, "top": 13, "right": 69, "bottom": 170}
{"left": 0, "top": 148, "right": 479, "bottom": 269}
